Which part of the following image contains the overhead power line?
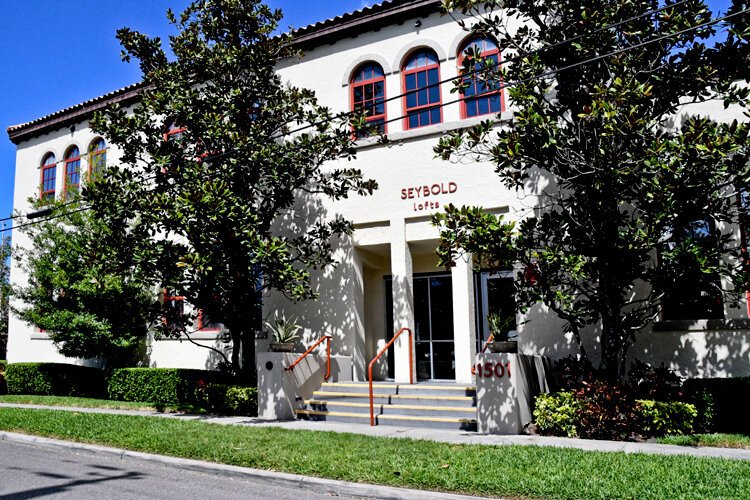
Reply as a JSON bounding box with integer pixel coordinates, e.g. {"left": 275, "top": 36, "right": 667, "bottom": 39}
{"left": 3, "top": 6, "right": 747, "bottom": 233}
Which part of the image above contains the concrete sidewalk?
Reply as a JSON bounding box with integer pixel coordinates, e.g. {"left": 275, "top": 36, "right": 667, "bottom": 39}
{"left": 2, "top": 402, "right": 749, "bottom": 461}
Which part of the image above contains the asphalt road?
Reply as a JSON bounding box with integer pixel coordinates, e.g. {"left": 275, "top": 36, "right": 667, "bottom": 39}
{"left": 0, "top": 439, "right": 347, "bottom": 499}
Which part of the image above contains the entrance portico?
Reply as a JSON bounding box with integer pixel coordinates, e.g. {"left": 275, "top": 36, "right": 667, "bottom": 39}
{"left": 354, "top": 216, "right": 478, "bottom": 384}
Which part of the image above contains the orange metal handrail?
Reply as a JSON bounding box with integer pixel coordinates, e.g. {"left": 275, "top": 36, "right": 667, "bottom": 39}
{"left": 284, "top": 335, "right": 333, "bottom": 381}
{"left": 368, "top": 327, "right": 414, "bottom": 426}
{"left": 471, "top": 334, "right": 495, "bottom": 375}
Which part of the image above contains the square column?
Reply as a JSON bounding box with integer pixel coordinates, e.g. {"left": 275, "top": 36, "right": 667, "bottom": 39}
{"left": 390, "top": 218, "right": 416, "bottom": 383}
{"left": 452, "top": 254, "right": 477, "bottom": 383}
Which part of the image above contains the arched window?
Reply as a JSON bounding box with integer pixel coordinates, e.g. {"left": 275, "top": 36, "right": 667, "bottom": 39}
{"left": 351, "top": 63, "right": 386, "bottom": 137}
{"left": 403, "top": 49, "right": 442, "bottom": 129}
{"left": 459, "top": 38, "right": 503, "bottom": 118}
{"left": 63, "top": 146, "right": 81, "bottom": 199}
{"left": 40, "top": 153, "right": 57, "bottom": 201}
{"left": 88, "top": 138, "right": 107, "bottom": 177}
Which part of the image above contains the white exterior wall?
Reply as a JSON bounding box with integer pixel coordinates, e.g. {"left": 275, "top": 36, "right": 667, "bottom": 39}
{"left": 8, "top": 122, "right": 124, "bottom": 366}
{"left": 7, "top": 8, "right": 750, "bottom": 379}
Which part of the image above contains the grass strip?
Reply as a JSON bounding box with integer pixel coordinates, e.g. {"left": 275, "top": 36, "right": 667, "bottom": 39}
{"left": 0, "top": 407, "right": 749, "bottom": 499}
{"left": 0, "top": 395, "right": 174, "bottom": 412}
{"left": 658, "top": 433, "right": 750, "bottom": 450}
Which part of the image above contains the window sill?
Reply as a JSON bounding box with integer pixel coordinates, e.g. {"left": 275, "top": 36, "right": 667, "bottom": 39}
{"left": 354, "top": 112, "right": 512, "bottom": 150}
{"left": 30, "top": 333, "right": 51, "bottom": 340}
{"left": 653, "top": 319, "right": 750, "bottom": 332}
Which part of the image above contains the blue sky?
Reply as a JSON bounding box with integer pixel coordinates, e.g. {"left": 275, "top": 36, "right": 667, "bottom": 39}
{"left": 0, "top": 0, "right": 733, "bottom": 232}
{"left": 0, "top": 0, "right": 365, "bottom": 232}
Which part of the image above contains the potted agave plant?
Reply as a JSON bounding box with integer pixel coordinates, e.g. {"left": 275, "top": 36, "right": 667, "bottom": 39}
{"left": 266, "top": 311, "right": 302, "bottom": 352}
{"left": 487, "top": 313, "right": 519, "bottom": 354}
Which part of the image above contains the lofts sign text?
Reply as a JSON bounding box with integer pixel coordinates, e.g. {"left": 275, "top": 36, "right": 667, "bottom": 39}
{"left": 401, "top": 181, "right": 458, "bottom": 212}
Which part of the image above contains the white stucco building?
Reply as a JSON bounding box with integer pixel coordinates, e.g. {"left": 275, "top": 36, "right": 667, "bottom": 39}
{"left": 6, "top": 0, "right": 750, "bottom": 394}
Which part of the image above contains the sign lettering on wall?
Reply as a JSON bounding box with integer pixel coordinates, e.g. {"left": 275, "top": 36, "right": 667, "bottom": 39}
{"left": 400, "top": 181, "right": 458, "bottom": 212}
{"left": 474, "top": 361, "right": 511, "bottom": 379}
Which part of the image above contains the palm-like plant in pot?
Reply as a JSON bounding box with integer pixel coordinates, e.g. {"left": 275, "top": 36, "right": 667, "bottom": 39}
{"left": 265, "top": 311, "right": 302, "bottom": 352}
{"left": 487, "top": 313, "right": 518, "bottom": 353}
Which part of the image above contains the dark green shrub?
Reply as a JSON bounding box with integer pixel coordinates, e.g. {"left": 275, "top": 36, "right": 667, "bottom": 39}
{"left": 0, "top": 360, "right": 6, "bottom": 395}
{"left": 636, "top": 400, "right": 697, "bottom": 436}
{"left": 534, "top": 391, "right": 581, "bottom": 437}
{"left": 573, "top": 381, "right": 640, "bottom": 441}
{"left": 107, "top": 368, "right": 228, "bottom": 407}
{"left": 683, "top": 377, "right": 750, "bottom": 433}
{"left": 549, "top": 356, "right": 596, "bottom": 391}
{"left": 5, "top": 363, "right": 106, "bottom": 397}
{"left": 198, "top": 383, "right": 257, "bottom": 416}
{"left": 628, "top": 360, "right": 683, "bottom": 401}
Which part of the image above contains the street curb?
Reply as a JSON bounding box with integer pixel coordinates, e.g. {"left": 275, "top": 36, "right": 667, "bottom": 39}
{"left": 0, "top": 431, "right": 489, "bottom": 500}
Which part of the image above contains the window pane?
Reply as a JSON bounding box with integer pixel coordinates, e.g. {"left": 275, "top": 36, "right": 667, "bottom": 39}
{"left": 427, "top": 68, "right": 438, "bottom": 84}
{"left": 353, "top": 87, "right": 363, "bottom": 103}
{"left": 417, "top": 71, "right": 426, "bottom": 88}
{"left": 478, "top": 97, "right": 489, "bottom": 116}
{"left": 417, "top": 89, "right": 428, "bottom": 106}
{"left": 406, "top": 91, "right": 417, "bottom": 109}
{"left": 375, "top": 99, "right": 385, "bottom": 115}
{"left": 489, "top": 94, "right": 501, "bottom": 113}
{"left": 465, "top": 100, "right": 477, "bottom": 117}
{"left": 374, "top": 81, "right": 384, "bottom": 97}
{"left": 419, "top": 109, "right": 429, "bottom": 126}
{"left": 364, "top": 84, "right": 373, "bottom": 101}
{"left": 405, "top": 73, "right": 416, "bottom": 90}
{"left": 430, "top": 107, "right": 441, "bottom": 124}
{"left": 409, "top": 113, "right": 419, "bottom": 129}
{"left": 429, "top": 84, "right": 440, "bottom": 104}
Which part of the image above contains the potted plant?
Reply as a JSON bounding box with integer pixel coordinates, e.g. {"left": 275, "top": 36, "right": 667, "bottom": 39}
{"left": 487, "top": 313, "right": 519, "bottom": 353}
{"left": 265, "top": 311, "right": 302, "bottom": 352}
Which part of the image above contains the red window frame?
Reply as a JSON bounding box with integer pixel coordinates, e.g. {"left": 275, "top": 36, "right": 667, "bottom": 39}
{"left": 163, "top": 290, "right": 186, "bottom": 331}
{"left": 459, "top": 38, "right": 504, "bottom": 119}
{"left": 88, "top": 138, "right": 107, "bottom": 178}
{"left": 402, "top": 49, "right": 443, "bottom": 130}
{"left": 197, "top": 310, "right": 221, "bottom": 331}
{"left": 40, "top": 153, "right": 57, "bottom": 201}
{"left": 63, "top": 146, "right": 81, "bottom": 199}
{"left": 164, "top": 123, "right": 186, "bottom": 142}
{"left": 350, "top": 63, "right": 387, "bottom": 137}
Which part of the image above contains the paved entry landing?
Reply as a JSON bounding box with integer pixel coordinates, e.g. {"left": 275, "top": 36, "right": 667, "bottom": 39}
{"left": 294, "top": 381, "right": 477, "bottom": 431}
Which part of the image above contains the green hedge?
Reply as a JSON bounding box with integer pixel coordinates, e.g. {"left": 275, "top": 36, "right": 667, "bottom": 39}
{"left": 107, "top": 368, "right": 229, "bottom": 407}
{"left": 0, "top": 360, "right": 6, "bottom": 395}
{"left": 198, "top": 384, "right": 257, "bottom": 416}
{"left": 636, "top": 400, "right": 697, "bottom": 436}
{"left": 533, "top": 391, "right": 698, "bottom": 438}
{"left": 5, "top": 363, "right": 106, "bottom": 398}
{"left": 683, "top": 377, "right": 750, "bottom": 433}
{"left": 534, "top": 391, "right": 581, "bottom": 437}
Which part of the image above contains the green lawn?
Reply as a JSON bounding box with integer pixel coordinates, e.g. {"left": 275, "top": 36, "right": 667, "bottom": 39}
{"left": 0, "top": 408, "right": 748, "bottom": 499}
{"left": 658, "top": 433, "right": 750, "bottom": 450}
{"left": 0, "top": 395, "right": 173, "bottom": 412}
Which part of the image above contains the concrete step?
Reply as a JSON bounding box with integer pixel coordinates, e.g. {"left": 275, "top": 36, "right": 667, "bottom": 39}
{"left": 306, "top": 400, "right": 477, "bottom": 417}
{"left": 320, "top": 382, "right": 476, "bottom": 397}
{"left": 295, "top": 409, "right": 478, "bottom": 431}
{"left": 310, "top": 391, "right": 476, "bottom": 407}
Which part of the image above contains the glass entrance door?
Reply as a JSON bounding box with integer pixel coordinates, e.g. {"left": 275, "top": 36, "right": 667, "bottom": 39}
{"left": 414, "top": 274, "right": 455, "bottom": 380}
{"left": 384, "top": 273, "right": 455, "bottom": 380}
{"left": 475, "top": 271, "right": 516, "bottom": 351}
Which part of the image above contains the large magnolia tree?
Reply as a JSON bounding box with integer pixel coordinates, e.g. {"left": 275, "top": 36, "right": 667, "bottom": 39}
{"left": 89, "top": 0, "right": 375, "bottom": 381}
{"left": 14, "top": 200, "right": 155, "bottom": 368}
{"left": 435, "top": 0, "right": 750, "bottom": 379}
